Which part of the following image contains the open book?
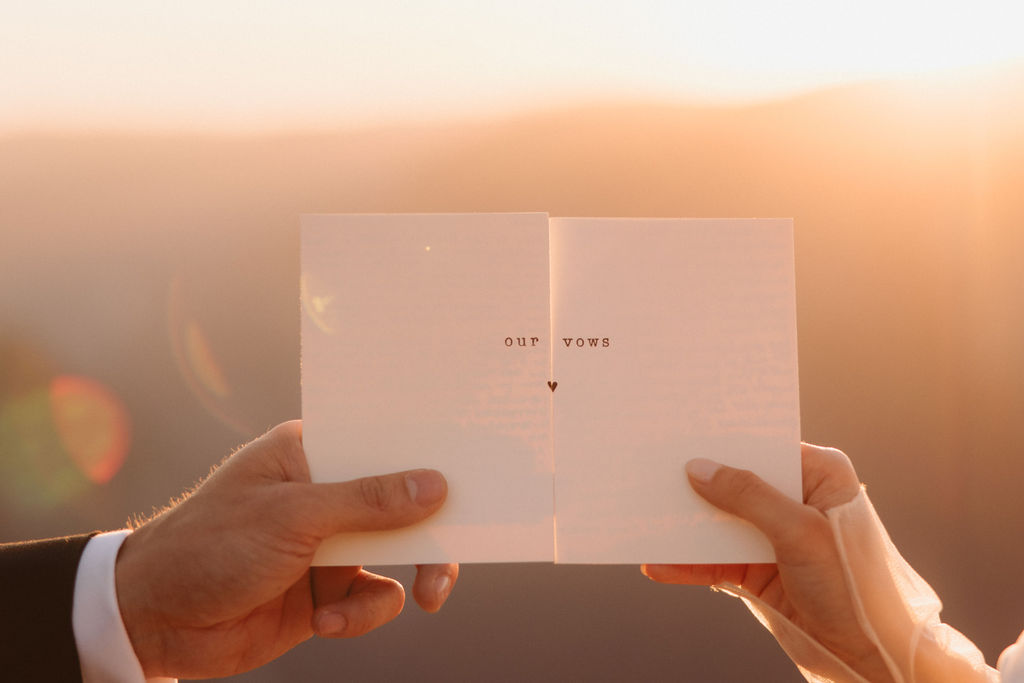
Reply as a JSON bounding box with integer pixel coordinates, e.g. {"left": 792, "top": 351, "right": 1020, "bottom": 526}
{"left": 300, "top": 213, "right": 800, "bottom": 565}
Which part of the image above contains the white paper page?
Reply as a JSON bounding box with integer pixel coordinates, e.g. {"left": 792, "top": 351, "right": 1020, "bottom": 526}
{"left": 550, "top": 218, "right": 801, "bottom": 564}
{"left": 301, "top": 213, "right": 554, "bottom": 565}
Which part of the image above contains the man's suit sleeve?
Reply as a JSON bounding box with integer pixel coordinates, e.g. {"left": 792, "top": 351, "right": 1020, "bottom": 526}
{"left": 0, "top": 533, "right": 97, "bottom": 681}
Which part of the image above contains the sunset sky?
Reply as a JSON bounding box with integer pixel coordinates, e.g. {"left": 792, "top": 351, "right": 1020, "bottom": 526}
{"left": 3, "top": 0, "right": 1023, "bottom": 132}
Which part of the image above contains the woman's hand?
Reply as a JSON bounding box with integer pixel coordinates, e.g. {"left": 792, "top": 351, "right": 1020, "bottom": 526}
{"left": 642, "top": 444, "right": 894, "bottom": 682}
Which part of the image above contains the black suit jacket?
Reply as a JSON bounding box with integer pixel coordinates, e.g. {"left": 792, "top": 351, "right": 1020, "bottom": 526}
{"left": 0, "top": 533, "right": 96, "bottom": 681}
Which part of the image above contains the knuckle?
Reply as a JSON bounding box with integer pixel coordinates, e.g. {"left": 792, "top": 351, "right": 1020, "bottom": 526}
{"left": 779, "top": 509, "right": 833, "bottom": 554}
{"left": 263, "top": 420, "right": 301, "bottom": 450}
{"left": 726, "top": 467, "right": 764, "bottom": 497}
{"left": 805, "top": 443, "right": 853, "bottom": 471}
{"left": 818, "top": 446, "right": 861, "bottom": 488}
{"left": 359, "top": 475, "right": 395, "bottom": 512}
{"left": 819, "top": 445, "right": 852, "bottom": 469}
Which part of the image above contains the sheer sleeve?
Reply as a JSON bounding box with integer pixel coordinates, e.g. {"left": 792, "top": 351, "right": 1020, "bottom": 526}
{"left": 998, "top": 631, "right": 1024, "bottom": 681}
{"left": 717, "top": 488, "right": 999, "bottom": 683}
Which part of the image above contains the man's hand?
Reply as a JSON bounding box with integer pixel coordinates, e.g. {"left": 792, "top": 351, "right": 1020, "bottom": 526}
{"left": 114, "top": 420, "right": 459, "bottom": 679}
{"left": 641, "top": 444, "right": 895, "bottom": 683}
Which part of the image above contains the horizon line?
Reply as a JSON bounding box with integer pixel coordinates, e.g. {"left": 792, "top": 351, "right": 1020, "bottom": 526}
{"left": 2, "top": 63, "right": 1021, "bottom": 139}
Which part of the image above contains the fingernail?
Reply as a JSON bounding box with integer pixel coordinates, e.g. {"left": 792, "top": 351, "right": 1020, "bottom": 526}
{"left": 434, "top": 572, "right": 452, "bottom": 600}
{"left": 316, "top": 610, "right": 347, "bottom": 635}
{"left": 685, "top": 458, "right": 722, "bottom": 484}
{"left": 405, "top": 469, "right": 446, "bottom": 507}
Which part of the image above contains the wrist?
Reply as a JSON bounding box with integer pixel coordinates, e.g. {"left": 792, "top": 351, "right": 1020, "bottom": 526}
{"left": 114, "top": 525, "right": 166, "bottom": 677}
{"left": 914, "top": 629, "right": 997, "bottom": 683}
{"left": 846, "top": 646, "right": 897, "bottom": 683}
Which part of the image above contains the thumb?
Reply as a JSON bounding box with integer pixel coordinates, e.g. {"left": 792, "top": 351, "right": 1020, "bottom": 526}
{"left": 685, "top": 458, "right": 814, "bottom": 551}
{"left": 305, "top": 469, "right": 448, "bottom": 538}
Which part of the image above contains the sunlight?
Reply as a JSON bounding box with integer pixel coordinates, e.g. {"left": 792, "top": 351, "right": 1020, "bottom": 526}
{"left": 653, "top": 2, "right": 1024, "bottom": 103}
{"left": 2, "top": 1, "right": 1021, "bottom": 131}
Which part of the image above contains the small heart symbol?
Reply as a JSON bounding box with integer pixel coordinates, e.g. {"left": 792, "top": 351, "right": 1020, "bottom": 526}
{"left": 547, "top": 381, "right": 558, "bottom": 392}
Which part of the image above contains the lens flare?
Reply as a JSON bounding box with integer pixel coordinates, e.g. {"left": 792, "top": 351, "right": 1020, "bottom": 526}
{"left": 0, "top": 339, "right": 132, "bottom": 511}
{"left": 166, "top": 275, "right": 258, "bottom": 435}
{"left": 301, "top": 272, "right": 337, "bottom": 335}
{"left": 184, "top": 321, "right": 231, "bottom": 399}
{"left": 0, "top": 386, "right": 88, "bottom": 509}
{"left": 49, "top": 375, "right": 130, "bottom": 485}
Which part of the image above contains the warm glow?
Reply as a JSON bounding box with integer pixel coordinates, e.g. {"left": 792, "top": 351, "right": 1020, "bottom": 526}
{"left": 49, "top": 375, "right": 131, "bottom": 485}
{"left": 2, "top": 1, "right": 1022, "bottom": 131}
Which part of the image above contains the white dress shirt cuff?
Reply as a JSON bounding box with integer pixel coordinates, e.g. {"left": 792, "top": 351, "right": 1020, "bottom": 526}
{"left": 73, "top": 530, "right": 176, "bottom": 683}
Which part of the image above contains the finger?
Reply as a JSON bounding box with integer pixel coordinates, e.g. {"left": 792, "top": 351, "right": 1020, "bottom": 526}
{"left": 641, "top": 563, "right": 749, "bottom": 586}
{"left": 304, "top": 468, "right": 448, "bottom": 537}
{"left": 642, "top": 563, "right": 780, "bottom": 596}
{"left": 799, "top": 443, "right": 861, "bottom": 511}
{"left": 412, "top": 563, "right": 459, "bottom": 612}
{"left": 312, "top": 570, "right": 406, "bottom": 638}
{"left": 222, "top": 420, "right": 310, "bottom": 483}
{"left": 311, "top": 565, "right": 362, "bottom": 605}
{"left": 685, "top": 458, "right": 821, "bottom": 552}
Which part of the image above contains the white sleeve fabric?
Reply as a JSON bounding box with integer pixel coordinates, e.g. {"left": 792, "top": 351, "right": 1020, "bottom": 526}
{"left": 999, "top": 631, "right": 1024, "bottom": 681}
{"left": 72, "top": 530, "right": 176, "bottom": 683}
{"left": 715, "top": 487, "right": 1002, "bottom": 682}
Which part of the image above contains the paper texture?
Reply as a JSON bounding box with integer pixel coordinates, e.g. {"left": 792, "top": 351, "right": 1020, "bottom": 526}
{"left": 550, "top": 218, "right": 801, "bottom": 563}
{"left": 301, "top": 213, "right": 554, "bottom": 565}
{"left": 301, "top": 214, "right": 800, "bottom": 565}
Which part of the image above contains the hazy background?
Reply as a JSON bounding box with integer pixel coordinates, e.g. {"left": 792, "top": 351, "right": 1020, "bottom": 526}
{"left": 3, "top": 3, "right": 1024, "bottom": 681}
